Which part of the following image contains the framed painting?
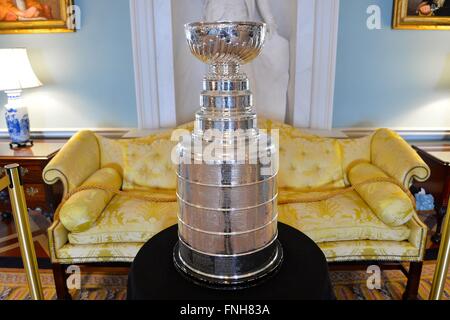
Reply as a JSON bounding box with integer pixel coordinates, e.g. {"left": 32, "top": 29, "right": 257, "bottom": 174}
{"left": 394, "top": 0, "right": 450, "bottom": 29}
{"left": 0, "top": 0, "right": 75, "bottom": 34}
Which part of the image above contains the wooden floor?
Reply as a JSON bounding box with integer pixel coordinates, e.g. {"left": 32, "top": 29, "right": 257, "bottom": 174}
{"left": 0, "top": 210, "right": 131, "bottom": 274}
{"left": 0, "top": 211, "right": 52, "bottom": 268}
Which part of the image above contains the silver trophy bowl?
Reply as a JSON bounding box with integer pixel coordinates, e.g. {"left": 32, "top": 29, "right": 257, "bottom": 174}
{"left": 185, "top": 21, "right": 267, "bottom": 67}
{"left": 174, "top": 21, "right": 282, "bottom": 290}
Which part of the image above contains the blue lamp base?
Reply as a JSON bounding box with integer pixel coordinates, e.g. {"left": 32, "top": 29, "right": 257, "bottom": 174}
{"left": 4, "top": 90, "right": 33, "bottom": 149}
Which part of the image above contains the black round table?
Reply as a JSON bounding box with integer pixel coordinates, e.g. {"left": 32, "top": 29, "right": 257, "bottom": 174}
{"left": 127, "top": 223, "right": 335, "bottom": 300}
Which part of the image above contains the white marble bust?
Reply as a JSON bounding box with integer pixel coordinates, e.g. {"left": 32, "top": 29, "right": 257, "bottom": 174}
{"left": 203, "top": 0, "right": 290, "bottom": 122}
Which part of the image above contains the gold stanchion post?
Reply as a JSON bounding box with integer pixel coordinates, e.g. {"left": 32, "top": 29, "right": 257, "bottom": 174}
{"left": 5, "top": 164, "right": 44, "bottom": 300}
{"left": 430, "top": 204, "right": 450, "bottom": 300}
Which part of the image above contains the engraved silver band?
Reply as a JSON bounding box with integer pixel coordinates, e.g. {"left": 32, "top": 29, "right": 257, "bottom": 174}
{"left": 194, "top": 115, "right": 257, "bottom": 132}
{"left": 203, "top": 79, "right": 249, "bottom": 91}
{"left": 178, "top": 213, "right": 279, "bottom": 236}
{"left": 200, "top": 94, "right": 252, "bottom": 110}
{"left": 176, "top": 246, "right": 281, "bottom": 281}
{"left": 176, "top": 192, "right": 278, "bottom": 212}
{"left": 178, "top": 232, "right": 279, "bottom": 258}
{"left": 176, "top": 171, "right": 277, "bottom": 188}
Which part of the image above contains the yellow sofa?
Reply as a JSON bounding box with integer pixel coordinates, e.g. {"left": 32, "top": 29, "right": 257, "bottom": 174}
{"left": 43, "top": 119, "right": 430, "bottom": 299}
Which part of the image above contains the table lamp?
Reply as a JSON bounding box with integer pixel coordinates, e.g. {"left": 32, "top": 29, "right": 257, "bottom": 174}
{"left": 0, "top": 48, "right": 42, "bottom": 149}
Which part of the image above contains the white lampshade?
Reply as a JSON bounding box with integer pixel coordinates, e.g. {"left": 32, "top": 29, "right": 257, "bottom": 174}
{"left": 0, "top": 48, "right": 42, "bottom": 92}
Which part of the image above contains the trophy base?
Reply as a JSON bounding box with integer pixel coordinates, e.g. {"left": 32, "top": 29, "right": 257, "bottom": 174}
{"left": 173, "top": 240, "right": 283, "bottom": 291}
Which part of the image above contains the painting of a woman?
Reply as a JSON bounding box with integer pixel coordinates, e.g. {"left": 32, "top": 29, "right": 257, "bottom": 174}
{"left": 0, "top": 0, "right": 71, "bottom": 34}
{"left": 0, "top": 0, "right": 54, "bottom": 21}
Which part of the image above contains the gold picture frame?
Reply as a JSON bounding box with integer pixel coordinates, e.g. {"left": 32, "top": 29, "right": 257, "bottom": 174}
{"left": 0, "top": 0, "right": 75, "bottom": 34}
{"left": 393, "top": 0, "right": 450, "bottom": 29}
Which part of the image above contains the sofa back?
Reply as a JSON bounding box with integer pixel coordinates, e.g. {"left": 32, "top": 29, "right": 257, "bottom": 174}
{"left": 96, "top": 119, "right": 375, "bottom": 191}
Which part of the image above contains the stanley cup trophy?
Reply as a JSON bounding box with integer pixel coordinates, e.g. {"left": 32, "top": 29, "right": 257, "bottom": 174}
{"left": 173, "top": 21, "right": 283, "bottom": 289}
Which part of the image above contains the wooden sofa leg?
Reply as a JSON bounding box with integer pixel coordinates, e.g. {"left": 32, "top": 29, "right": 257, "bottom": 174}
{"left": 52, "top": 263, "right": 72, "bottom": 300}
{"left": 402, "top": 262, "right": 423, "bottom": 300}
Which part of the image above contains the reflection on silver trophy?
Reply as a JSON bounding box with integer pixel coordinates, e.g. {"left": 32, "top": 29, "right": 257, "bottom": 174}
{"left": 173, "top": 21, "right": 283, "bottom": 289}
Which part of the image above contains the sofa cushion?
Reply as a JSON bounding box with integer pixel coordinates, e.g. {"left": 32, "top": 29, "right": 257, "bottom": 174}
{"left": 56, "top": 242, "right": 143, "bottom": 264}
{"left": 59, "top": 168, "right": 122, "bottom": 233}
{"left": 278, "top": 136, "right": 345, "bottom": 190}
{"left": 122, "top": 138, "right": 177, "bottom": 190}
{"left": 348, "top": 162, "right": 415, "bottom": 227}
{"left": 97, "top": 135, "right": 125, "bottom": 177}
{"left": 55, "top": 239, "right": 421, "bottom": 264}
{"left": 68, "top": 194, "right": 178, "bottom": 245}
{"left": 318, "top": 240, "right": 420, "bottom": 262}
{"left": 278, "top": 191, "right": 410, "bottom": 243}
{"left": 70, "top": 190, "right": 410, "bottom": 246}
{"left": 338, "top": 135, "right": 373, "bottom": 185}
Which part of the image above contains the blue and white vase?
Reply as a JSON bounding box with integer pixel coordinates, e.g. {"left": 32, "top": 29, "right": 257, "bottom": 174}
{"left": 5, "top": 105, "right": 31, "bottom": 145}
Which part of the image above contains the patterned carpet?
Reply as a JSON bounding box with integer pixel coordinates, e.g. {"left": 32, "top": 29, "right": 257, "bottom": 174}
{"left": 0, "top": 263, "right": 448, "bottom": 300}
{"left": 332, "top": 263, "right": 449, "bottom": 300}
{"left": 0, "top": 268, "right": 127, "bottom": 300}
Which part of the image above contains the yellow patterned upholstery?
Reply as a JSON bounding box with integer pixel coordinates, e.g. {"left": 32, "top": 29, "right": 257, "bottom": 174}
{"left": 45, "top": 121, "right": 430, "bottom": 264}
{"left": 338, "top": 135, "right": 373, "bottom": 185}
{"left": 43, "top": 130, "right": 100, "bottom": 196}
{"left": 371, "top": 129, "right": 431, "bottom": 187}
{"left": 278, "top": 191, "right": 410, "bottom": 243}
{"left": 319, "top": 240, "right": 421, "bottom": 263}
{"left": 122, "top": 139, "right": 177, "bottom": 190}
{"left": 278, "top": 136, "right": 345, "bottom": 190}
{"left": 348, "top": 162, "right": 414, "bottom": 227}
{"left": 52, "top": 240, "right": 422, "bottom": 264}
{"left": 97, "top": 135, "right": 125, "bottom": 177}
{"left": 59, "top": 168, "right": 122, "bottom": 233}
{"left": 68, "top": 195, "right": 178, "bottom": 245}
{"left": 55, "top": 242, "right": 142, "bottom": 264}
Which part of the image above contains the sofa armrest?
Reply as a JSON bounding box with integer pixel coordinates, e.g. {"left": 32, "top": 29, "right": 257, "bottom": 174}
{"left": 47, "top": 220, "right": 69, "bottom": 263}
{"left": 43, "top": 131, "right": 100, "bottom": 196}
{"left": 407, "top": 213, "right": 428, "bottom": 260}
{"left": 371, "top": 129, "right": 430, "bottom": 188}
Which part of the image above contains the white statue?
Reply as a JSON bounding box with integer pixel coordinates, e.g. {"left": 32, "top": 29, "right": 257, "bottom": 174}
{"left": 203, "top": 0, "right": 290, "bottom": 122}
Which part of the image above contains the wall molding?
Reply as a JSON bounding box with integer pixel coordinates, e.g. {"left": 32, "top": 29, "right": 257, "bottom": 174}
{"left": 0, "top": 128, "right": 132, "bottom": 139}
{"left": 293, "top": 0, "right": 340, "bottom": 130}
{"left": 291, "top": 0, "right": 314, "bottom": 128}
{"left": 1, "top": 126, "right": 445, "bottom": 141}
{"left": 129, "top": 0, "right": 177, "bottom": 129}
{"left": 342, "top": 127, "right": 450, "bottom": 141}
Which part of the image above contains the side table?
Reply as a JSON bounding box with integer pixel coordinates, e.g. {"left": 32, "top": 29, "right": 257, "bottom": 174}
{"left": 413, "top": 145, "right": 450, "bottom": 243}
{"left": 127, "top": 223, "right": 335, "bottom": 300}
{"left": 0, "top": 140, "right": 65, "bottom": 221}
